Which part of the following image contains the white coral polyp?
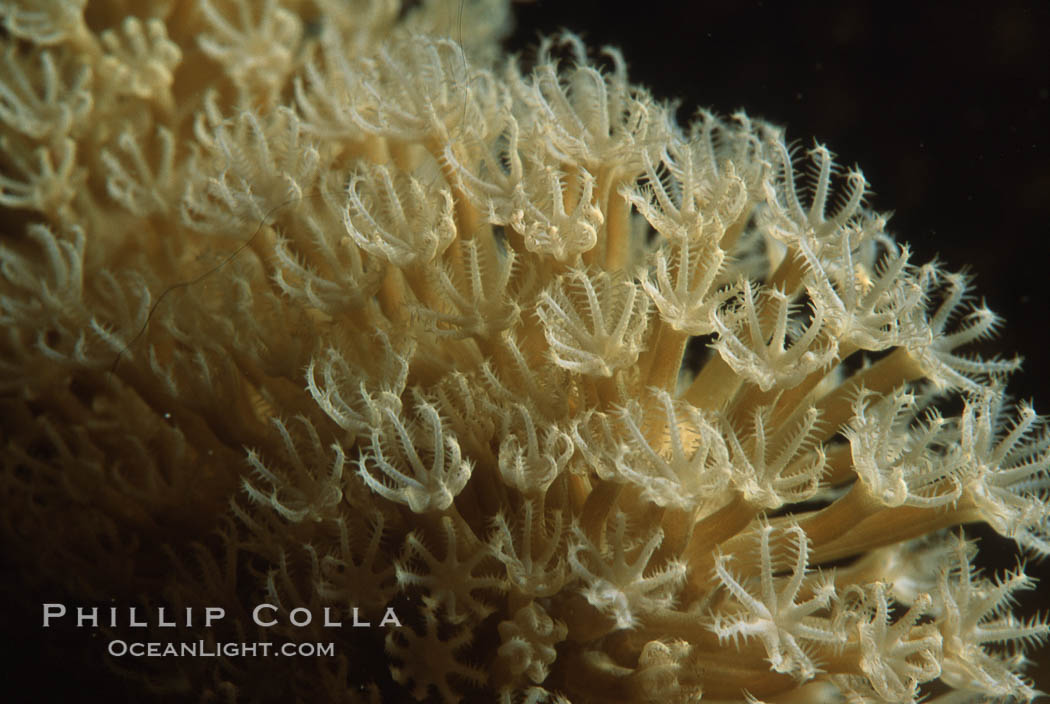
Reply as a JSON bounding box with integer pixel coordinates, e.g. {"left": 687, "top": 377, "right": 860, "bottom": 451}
{"left": 536, "top": 268, "right": 650, "bottom": 377}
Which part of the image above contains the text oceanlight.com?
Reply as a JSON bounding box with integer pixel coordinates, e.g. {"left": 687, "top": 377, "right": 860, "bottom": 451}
{"left": 107, "top": 640, "right": 335, "bottom": 658}
{"left": 42, "top": 603, "right": 404, "bottom": 659}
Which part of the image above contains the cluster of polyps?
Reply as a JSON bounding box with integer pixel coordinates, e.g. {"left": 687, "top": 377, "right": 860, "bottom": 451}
{"left": 1, "top": 0, "right": 1047, "bottom": 702}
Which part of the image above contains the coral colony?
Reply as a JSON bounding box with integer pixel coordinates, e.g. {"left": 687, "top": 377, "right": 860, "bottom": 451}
{"left": 1, "top": 0, "right": 1048, "bottom": 702}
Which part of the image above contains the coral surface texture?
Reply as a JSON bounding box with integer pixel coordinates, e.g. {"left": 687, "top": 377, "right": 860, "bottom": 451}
{"left": 1, "top": 0, "right": 1047, "bottom": 702}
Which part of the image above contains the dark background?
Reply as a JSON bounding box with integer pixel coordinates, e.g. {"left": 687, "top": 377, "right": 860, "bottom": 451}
{"left": 509, "top": 0, "right": 1050, "bottom": 402}
{"left": 8, "top": 1, "right": 1049, "bottom": 701}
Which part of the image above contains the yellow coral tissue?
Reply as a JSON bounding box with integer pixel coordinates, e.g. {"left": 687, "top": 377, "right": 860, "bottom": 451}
{"left": 1, "top": 1, "right": 1048, "bottom": 703}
